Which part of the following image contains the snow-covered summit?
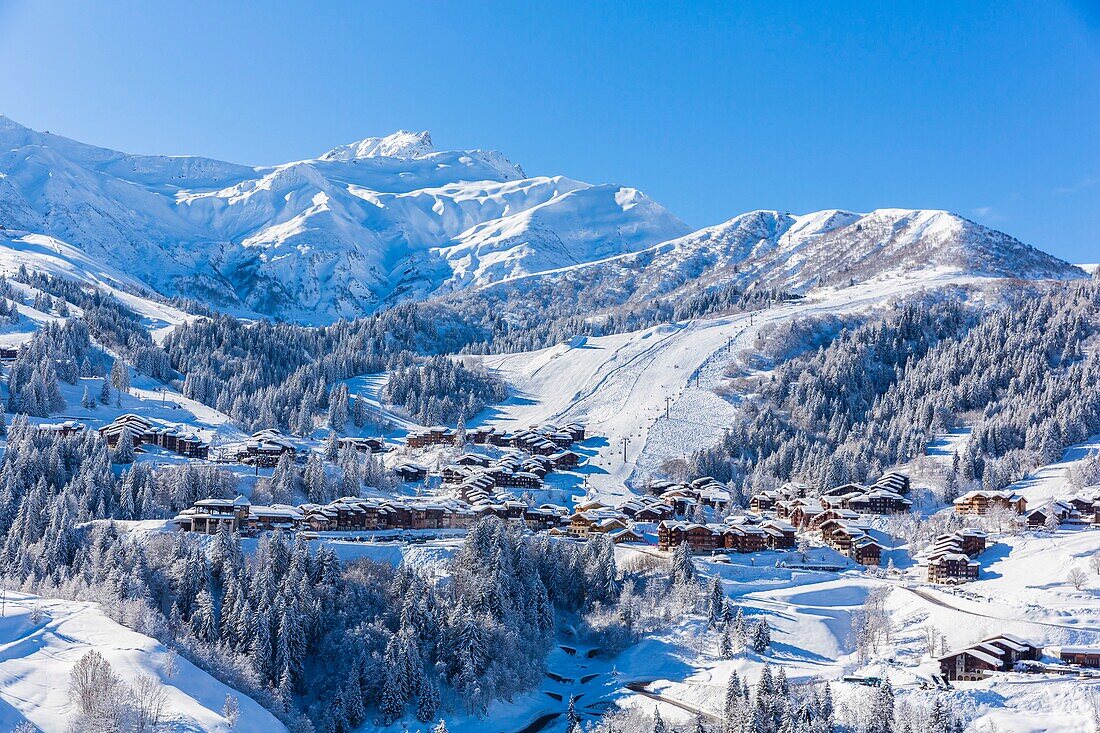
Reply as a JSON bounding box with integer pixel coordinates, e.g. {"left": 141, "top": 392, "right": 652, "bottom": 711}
{"left": 319, "top": 129, "right": 436, "bottom": 160}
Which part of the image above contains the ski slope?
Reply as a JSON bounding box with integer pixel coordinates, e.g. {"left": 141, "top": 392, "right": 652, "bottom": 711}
{"left": 480, "top": 269, "right": 988, "bottom": 502}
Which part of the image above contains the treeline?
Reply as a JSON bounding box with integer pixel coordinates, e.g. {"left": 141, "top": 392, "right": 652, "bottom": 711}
{"left": 690, "top": 281, "right": 1100, "bottom": 495}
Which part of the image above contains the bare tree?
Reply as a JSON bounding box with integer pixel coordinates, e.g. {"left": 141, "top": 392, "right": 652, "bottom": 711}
{"left": 133, "top": 675, "right": 167, "bottom": 732}
{"left": 1068, "top": 567, "right": 1088, "bottom": 591}
{"left": 1089, "top": 552, "right": 1100, "bottom": 576}
{"left": 69, "top": 650, "right": 113, "bottom": 715}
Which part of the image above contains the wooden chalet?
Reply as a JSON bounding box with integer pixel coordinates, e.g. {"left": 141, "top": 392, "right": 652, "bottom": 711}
{"left": 173, "top": 496, "right": 301, "bottom": 534}
{"left": 721, "top": 524, "right": 767, "bottom": 553}
{"left": 761, "top": 520, "right": 797, "bottom": 550}
{"left": 1023, "top": 501, "right": 1074, "bottom": 527}
{"left": 227, "top": 429, "right": 296, "bottom": 467}
{"left": 1060, "top": 646, "right": 1100, "bottom": 667}
{"left": 394, "top": 463, "right": 427, "bottom": 482}
{"left": 405, "top": 426, "right": 456, "bottom": 449}
{"left": 850, "top": 538, "right": 883, "bottom": 566}
{"left": 608, "top": 527, "right": 644, "bottom": 544}
{"left": 953, "top": 490, "right": 1027, "bottom": 516}
{"left": 658, "top": 521, "right": 722, "bottom": 553}
{"left": 927, "top": 553, "right": 980, "bottom": 584}
{"left": 937, "top": 648, "right": 1005, "bottom": 681}
{"left": 926, "top": 529, "right": 988, "bottom": 561}
{"left": 338, "top": 436, "right": 387, "bottom": 454}
{"left": 37, "top": 420, "right": 86, "bottom": 437}
{"left": 939, "top": 635, "right": 1042, "bottom": 680}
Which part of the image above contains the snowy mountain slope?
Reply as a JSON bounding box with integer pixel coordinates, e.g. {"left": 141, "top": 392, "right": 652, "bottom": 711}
{"left": 475, "top": 269, "right": 993, "bottom": 500}
{"left": 0, "top": 230, "right": 197, "bottom": 338}
{"left": 0, "top": 592, "right": 286, "bottom": 733}
{"left": 467, "top": 208, "right": 1085, "bottom": 316}
{"left": 0, "top": 115, "right": 689, "bottom": 321}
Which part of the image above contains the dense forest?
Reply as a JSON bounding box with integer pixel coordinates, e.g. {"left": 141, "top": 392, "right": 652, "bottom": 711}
{"left": 688, "top": 280, "right": 1100, "bottom": 496}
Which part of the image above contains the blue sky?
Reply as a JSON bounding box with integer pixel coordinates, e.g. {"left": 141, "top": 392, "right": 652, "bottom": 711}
{"left": 0, "top": 1, "right": 1097, "bottom": 261}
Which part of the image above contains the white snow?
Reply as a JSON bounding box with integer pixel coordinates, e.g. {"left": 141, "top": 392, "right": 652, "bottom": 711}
{"left": 0, "top": 592, "right": 286, "bottom": 732}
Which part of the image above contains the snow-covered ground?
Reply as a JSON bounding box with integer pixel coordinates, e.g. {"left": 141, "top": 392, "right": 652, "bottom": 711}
{"left": 0, "top": 592, "right": 285, "bottom": 732}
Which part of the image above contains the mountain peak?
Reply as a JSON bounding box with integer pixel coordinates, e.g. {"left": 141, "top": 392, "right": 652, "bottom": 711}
{"left": 319, "top": 130, "right": 435, "bottom": 161}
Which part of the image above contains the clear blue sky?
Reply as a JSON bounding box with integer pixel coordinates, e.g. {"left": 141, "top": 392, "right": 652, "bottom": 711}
{"left": 1, "top": 1, "right": 1097, "bottom": 261}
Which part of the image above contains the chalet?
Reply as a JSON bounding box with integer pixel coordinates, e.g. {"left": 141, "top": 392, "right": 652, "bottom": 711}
{"left": 787, "top": 504, "right": 824, "bottom": 529}
{"left": 808, "top": 508, "right": 861, "bottom": 530}
{"left": 608, "top": 527, "right": 644, "bottom": 544}
{"left": 394, "top": 463, "right": 427, "bottom": 482}
{"left": 850, "top": 538, "right": 883, "bottom": 566}
{"left": 872, "top": 472, "right": 911, "bottom": 495}
{"left": 569, "top": 510, "right": 629, "bottom": 537}
{"left": 228, "top": 429, "right": 296, "bottom": 467}
{"left": 1024, "top": 501, "right": 1074, "bottom": 527}
{"left": 927, "top": 553, "right": 980, "bottom": 584}
{"left": 563, "top": 423, "right": 586, "bottom": 442}
{"left": 174, "top": 496, "right": 300, "bottom": 533}
{"left": 522, "top": 507, "right": 561, "bottom": 531}
{"left": 619, "top": 498, "right": 674, "bottom": 523}
{"left": 0, "top": 345, "right": 20, "bottom": 361}
{"left": 749, "top": 493, "right": 776, "bottom": 514}
{"left": 468, "top": 427, "right": 495, "bottom": 444}
{"left": 983, "top": 635, "right": 1042, "bottom": 666}
{"left": 441, "top": 465, "right": 472, "bottom": 484}
{"left": 938, "top": 635, "right": 1042, "bottom": 680}
{"left": 338, "top": 436, "right": 387, "bottom": 454}
{"left": 406, "top": 427, "right": 455, "bottom": 449}
{"left": 1060, "top": 646, "right": 1100, "bottom": 667}
{"left": 99, "top": 414, "right": 153, "bottom": 447}
{"left": 173, "top": 496, "right": 251, "bottom": 533}
{"left": 36, "top": 420, "right": 86, "bottom": 437}
{"left": 818, "top": 519, "right": 871, "bottom": 552}
{"left": 927, "top": 529, "right": 988, "bottom": 560}
{"left": 846, "top": 488, "right": 912, "bottom": 515}
{"left": 249, "top": 505, "right": 304, "bottom": 531}
{"left": 549, "top": 450, "right": 581, "bottom": 469}
{"left": 722, "top": 525, "right": 768, "bottom": 553}
{"left": 760, "top": 519, "right": 797, "bottom": 550}
{"left": 658, "top": 521, "right": 722, "bottom": 553}
{"left": 937, "top": 647, "right": 1004, "bottom": 681}
{"left": 954, "top": 490, "right": 1027, "bottom": 516}
{"left": 456, "top": 453, "right": 492, "bottom": 467}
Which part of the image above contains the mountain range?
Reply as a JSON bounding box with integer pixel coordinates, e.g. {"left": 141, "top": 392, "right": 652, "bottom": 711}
{"left": 0, "top": 115, "right": 1084, "bottom": 323}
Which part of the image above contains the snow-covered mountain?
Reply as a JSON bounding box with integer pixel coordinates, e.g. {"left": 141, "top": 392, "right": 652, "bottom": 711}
{"left": 471, "top": 208, "right": 1085, "bottom": 311}
{"left": 0, "top": 116, "right": 1083, "bottom": 324}
{"left": 0, "top": 115, "right": 689, "bottom": 321}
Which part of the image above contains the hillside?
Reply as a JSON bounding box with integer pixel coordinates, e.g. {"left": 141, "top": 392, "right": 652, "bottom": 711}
{"left": 0, "top": 592, "right": 286, "bottom": 732}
